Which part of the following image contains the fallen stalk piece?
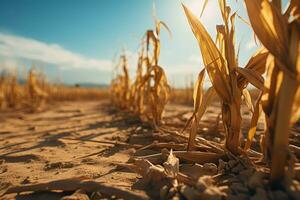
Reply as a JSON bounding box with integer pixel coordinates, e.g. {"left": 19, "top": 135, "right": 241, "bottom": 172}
{"left": 3, "top": 177, "right": 149, "bottom": 200}
{"left": 157, "top": 127, "right": 224, "bottom": 154}
{"left": 61, "top": 137, "right": 142, "bottom": 148}
{"left": 136, "top": 151, "right": 225, "bottom": 164}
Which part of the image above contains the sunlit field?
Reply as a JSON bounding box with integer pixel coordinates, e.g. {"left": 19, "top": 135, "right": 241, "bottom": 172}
{"left": 0, "top": 0, "right": 299, "bottom": 200}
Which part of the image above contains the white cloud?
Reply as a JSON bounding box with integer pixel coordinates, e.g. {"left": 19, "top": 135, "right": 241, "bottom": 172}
{"left": 0, "top": 33, "right": 112, "bottom": 71}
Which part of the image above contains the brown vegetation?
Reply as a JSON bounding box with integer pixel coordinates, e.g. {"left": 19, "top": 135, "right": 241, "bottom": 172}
{"left": 0, "top": 68, "right": 108, "bottom": 112}
{"left": 1, "top": 0, "right": 300, "bottom": 199}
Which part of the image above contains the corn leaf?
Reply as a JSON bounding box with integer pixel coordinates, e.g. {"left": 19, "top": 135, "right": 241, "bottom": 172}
{"left": 244, "top": 92, "right": 263, "bottom": 150}
{"left": 188, "top": 86, "right": 216, "bottom": 150}
{"left": 227, "top": 12, "right": 237, "bottom": 70}
{"left": 156, "top": 21, "right": 172, "bottom": 37}
{"left": 200, "top": 0, "right": 209, "bottom": 17}
{"left": 236, "top": 67, "right": 265, "bottom": 90}
{"left": 183, "top": 4, "right": 231, "bottom": 103}
{"left": 193, "top": 69, "right": 205, "bottom": 111}
{"left": 218, "top": 0, "right": 230, "bottom": 23}
{"left": 238, "top": 49, "right": 268, "bottom": 88}
{"left": 197, "top": 86, "right": 216, "bottom": 123}
{"left": 244, "top": 0, "right": 289, "bottom": 62}
{"left": 242, "top": 88, "right": 254, "bottom": 113}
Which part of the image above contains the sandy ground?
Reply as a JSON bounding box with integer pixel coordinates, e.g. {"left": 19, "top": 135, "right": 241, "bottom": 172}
{"left": 0, "top": 101, "right": 155, "bottom": 199}
{"left": 0, "top": 100, "right": 299, "bottom": 200}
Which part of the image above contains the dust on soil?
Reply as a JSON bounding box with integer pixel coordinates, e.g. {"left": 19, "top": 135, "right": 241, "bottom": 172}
{"left": 0, "top": 100, "right": 299, "bottom": 200}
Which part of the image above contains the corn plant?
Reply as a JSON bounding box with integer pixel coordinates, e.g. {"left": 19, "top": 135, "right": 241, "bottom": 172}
{"left": 27, "top": 69, "right": 48, "bottom": 110}
{"left": 129, "top": 46, "right": 146, "bottom": 115}
{"left": 109, "top": 12, "right": 171, "bottom": 128}
{"left": 136, "top": 19, "right": 171, "bottom": 127}
{"left": 5, "top": 75, "right": 19, "bottom": 108}
{"left": 183, "top": 1, "right": 268, "bottom": 154}
{"left": 244, "top": 0, "right": 300, "bottom": 183}
{"left": 110, "top": 54, "right": 131, "bottom": 109}
{"left": 0, "top": 74, "right": 5, "bottom": 109}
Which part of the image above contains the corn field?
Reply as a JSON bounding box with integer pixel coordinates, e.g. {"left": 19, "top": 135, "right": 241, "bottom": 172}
{"left": 1, "top": 0, "right": 300, "bottom": 200}
{"left": 109, "top": 0, "right": 300, "bottom": 198}
{"left": 0, "top": 68, "right": 108, "bottom": 112}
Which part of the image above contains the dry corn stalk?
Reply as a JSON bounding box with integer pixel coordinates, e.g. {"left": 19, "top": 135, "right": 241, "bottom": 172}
{"left": 129, "top": 46, "right": 146, "bottom": 114}
{"left": 110, "top": 54, "right": 131, "bottom": 109}
{"left": 136, "top": 19, "right": 171, "bottom": 127}
{"left": 5, "top": 75, "right": 19, "bottom": 108}
{"left": 183, "top": 1, "right": 268, "bottom": 154}
{"left": 27, "top": 69, "right": 48, "bottom": 110}
{"left": 109, "top": 14, "right": 170, "bottom": 128}
{"left": 0, "top": 75, "right": 5, "bottom": 108}
{"left": 244, "top": 0, "right": 300, "bottom": 183}
{"left": 0, "top": 67, "right": 107, "bottom": 110}
{"left": 0, "top": 71, "right": 23, "bottom": 109}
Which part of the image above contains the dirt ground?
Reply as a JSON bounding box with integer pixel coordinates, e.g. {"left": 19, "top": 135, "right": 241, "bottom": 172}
{"left": 0, "top": 100, "right": 299, "bottom": 200}
{"left": 0, "top": 101, "right": 152, "bottom": 199}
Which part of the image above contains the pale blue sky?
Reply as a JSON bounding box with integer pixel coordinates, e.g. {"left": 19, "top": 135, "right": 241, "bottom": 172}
{"left": 0, "top": 0, "right": 288, "bottom": 87}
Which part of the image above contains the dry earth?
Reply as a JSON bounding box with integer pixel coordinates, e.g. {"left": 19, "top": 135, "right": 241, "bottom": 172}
{"left": 0, "top": 101, "right": 152, "bottom": 199}
{"left": 0, "top": 100, "right": 299, "bottom": 200}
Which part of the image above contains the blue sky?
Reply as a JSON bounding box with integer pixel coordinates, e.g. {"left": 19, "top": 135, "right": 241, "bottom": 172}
{"left": 0, "top": 0, "right": 285, "bottom": 87}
